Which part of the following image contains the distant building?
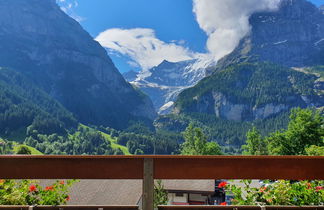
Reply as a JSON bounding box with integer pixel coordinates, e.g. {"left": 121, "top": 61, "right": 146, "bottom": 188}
{"left": 163, "top": 180, "right": 216, "bottom": 205}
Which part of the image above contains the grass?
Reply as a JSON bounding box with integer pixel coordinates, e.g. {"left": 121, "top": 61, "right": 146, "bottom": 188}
{"left": 99, "top": 131, "right": 131, "bottom": 155}
{"left": 1, "top": 132, "right": 42, "bottom": 155}
{"left": 2, "top": 124, "right": 131, "bottom": 155}
{"left": 78, "top": 124, "right": 131, "bottom": 155}
{"left": 12, "top": 142, "right": 43, "bottom": 155}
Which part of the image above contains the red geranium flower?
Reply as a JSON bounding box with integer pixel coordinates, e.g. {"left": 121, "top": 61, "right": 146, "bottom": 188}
{"left": 306, "top": 183, "right": 312, "bottom": 189}
{"left": 259, "top": 186, "right": 267, "bottom": 193}
{"left": 218, "top": 181, "right": 227, "bottom": 188}
{"left": 66, "top": 195, "right": 70, "bottom": 201}
{"left": 45, "top": 186, "right": 54, "bottom": 191}
{"left": 60, "top": 180, "right": 65, "bottom": 185}
{"left": 315, "top": 186, "right": 323, "bottom": 192}
{"left": 220, "top": 202, "right": 227, "bottom": 205}
{"left": 29, "top": 185, "right": 37, "bottom": 192}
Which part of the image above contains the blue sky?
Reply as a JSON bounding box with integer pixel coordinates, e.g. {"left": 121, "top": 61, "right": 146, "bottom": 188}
{"left": 58, "top": 0, "right": 324, "bottom": 73}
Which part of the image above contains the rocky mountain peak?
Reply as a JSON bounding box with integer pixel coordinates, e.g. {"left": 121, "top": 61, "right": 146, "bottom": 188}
{"left": 157, "top": 60, "right": 174, "bottom": 69}
{"left": 279, "top": 0, "right": 317, "bottom": 17}
{"left": 213, "top": 0, "right": 324, "bottom": 72}
{"left": 0, "top": 0, "right": 156, "bottom": 129}
{"left": 127, "top": 59, "right": 211, "bottom": 114}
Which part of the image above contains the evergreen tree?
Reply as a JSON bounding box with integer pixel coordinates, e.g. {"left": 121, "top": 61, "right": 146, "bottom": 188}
{"left": 242, "top": 127, "right": 268, "bottom": 155}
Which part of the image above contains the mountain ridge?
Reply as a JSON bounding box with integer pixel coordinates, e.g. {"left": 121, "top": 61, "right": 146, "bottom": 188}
{"left": 212, "top": 0, "right": 324, "bottom": 74}
{"left": 124, "top": 58, "right": 214, "bottom": 114}
{"left": 0, "top": 0, "right": 156, "bottom": 129}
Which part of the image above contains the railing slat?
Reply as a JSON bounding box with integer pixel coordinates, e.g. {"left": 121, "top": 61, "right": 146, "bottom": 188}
{"left": 0, "top": 156, "right": 143, "bottom": 179}
{"left": 0, "top": 156, "right": 323, "bottom": 180}
{"left": 153, "top": 156, "right": 324, "bottom": 180}
{"left": 142, "top": 158, "right": 154, "bottom": 210}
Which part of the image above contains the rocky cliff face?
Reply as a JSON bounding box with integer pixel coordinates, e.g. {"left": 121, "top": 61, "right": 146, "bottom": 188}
{"left": 214, "top": 0, "right": 324, "bottom": 72}
{"left": 0, "top": 0, "right": 156, "bottom": 129}
{"left": 193, "top": 91, "right": 290, "bottom": 122}
{"left": 122, "top": 70, "right": 138, "bottom": 82}
{"left": 125, "top": 59, "right": 214, "bottom": 114}
{"left": 175, "top": 63, "right": 323, "bottom": 122}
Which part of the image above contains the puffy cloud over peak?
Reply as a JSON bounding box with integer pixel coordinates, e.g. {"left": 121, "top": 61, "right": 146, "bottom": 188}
{"left": 96, "top": 28, "right": 199, "bottom": 70}
{"left": 193, "top": 0, "right": 281, "bottom": 60}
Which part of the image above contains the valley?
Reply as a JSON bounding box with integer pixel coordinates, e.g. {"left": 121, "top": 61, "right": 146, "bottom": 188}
{"left": 0, "top": 0, "right": 323, "bottom": 156}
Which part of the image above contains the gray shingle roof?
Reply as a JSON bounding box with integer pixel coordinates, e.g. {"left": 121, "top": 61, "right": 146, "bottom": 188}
{"left": 40, "top": 179, "right": 214, "bottom": 205}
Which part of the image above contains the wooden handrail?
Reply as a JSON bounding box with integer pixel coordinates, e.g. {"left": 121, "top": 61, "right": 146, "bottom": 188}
{"left": 0, "top": 155, "right": 323, "bottom": 180}
{"left": 0, "top": 155, "right": 323, "bottom": 210}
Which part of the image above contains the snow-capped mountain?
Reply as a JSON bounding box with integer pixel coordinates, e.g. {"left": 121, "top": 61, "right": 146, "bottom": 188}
{"left": 123, "top": 58, "right": 215, "bottom": 114}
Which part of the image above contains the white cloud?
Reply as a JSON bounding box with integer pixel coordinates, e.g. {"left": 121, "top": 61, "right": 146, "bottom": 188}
{"left": 193, "top": 0, "right": 281, "bottom": 60}
{"left": 95, "top": 0, "right": 282, "bottom": 70}
{"left": 96, "top": 28, "right": 199, "bottom": 70}
{"left": 57, "top": 0, "right": 84, "bottom": 22}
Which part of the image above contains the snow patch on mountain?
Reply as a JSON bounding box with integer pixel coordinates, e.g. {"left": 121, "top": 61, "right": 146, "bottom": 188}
{"left": 123, "top": 57, "right": 215, "bottom": 114}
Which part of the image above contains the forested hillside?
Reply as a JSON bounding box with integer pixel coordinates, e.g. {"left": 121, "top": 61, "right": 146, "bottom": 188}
{"left": 156, "top": 62, "right": 323, "bottom": 151}
{"left": 163, "top": 0, "right": 324, "bottom": 151}
{"left": 175, "top": 62, "right": 322, "bottom": 117}
{"left": 0, "top": 0, "right": 156, "bottom": 130}
{"left": 0, "top": 67, "right": 77, "bottom": 140}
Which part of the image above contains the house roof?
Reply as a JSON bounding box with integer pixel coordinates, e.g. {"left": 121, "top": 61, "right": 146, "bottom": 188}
{"left": 40, "top": 179, "right": 215, "bottom": 205}
{"left": 163, "top": 180, "right": 215, "bottom": 193}
{"left": 67, "top": 180, "right": 143, "bottom": 205}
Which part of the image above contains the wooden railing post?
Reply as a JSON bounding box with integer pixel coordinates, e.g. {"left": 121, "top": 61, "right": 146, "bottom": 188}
{"left": 143, "top": 158, "right": 154, "bottom": 210}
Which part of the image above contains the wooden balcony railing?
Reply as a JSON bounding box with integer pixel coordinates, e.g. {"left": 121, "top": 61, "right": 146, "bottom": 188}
{"left": 0, "top": 155, "right": 323, "bottom": 210}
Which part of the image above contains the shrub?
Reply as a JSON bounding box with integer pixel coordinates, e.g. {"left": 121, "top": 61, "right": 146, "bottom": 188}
{"left": 0, "top": 179, "right": 77, "bottom": 205}
{"left": 226, "top": 180, "right": 324, "bottom": 206}
{"left": 16, "top": 145, "right": 32, "bottom": 155}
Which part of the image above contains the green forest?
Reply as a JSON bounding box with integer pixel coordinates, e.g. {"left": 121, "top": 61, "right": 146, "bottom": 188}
{"left": 0, "top": 63, "right": 323, "bottom": 156}
{"left": 175, "top": 62, "right": 320, "bottom": 112}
